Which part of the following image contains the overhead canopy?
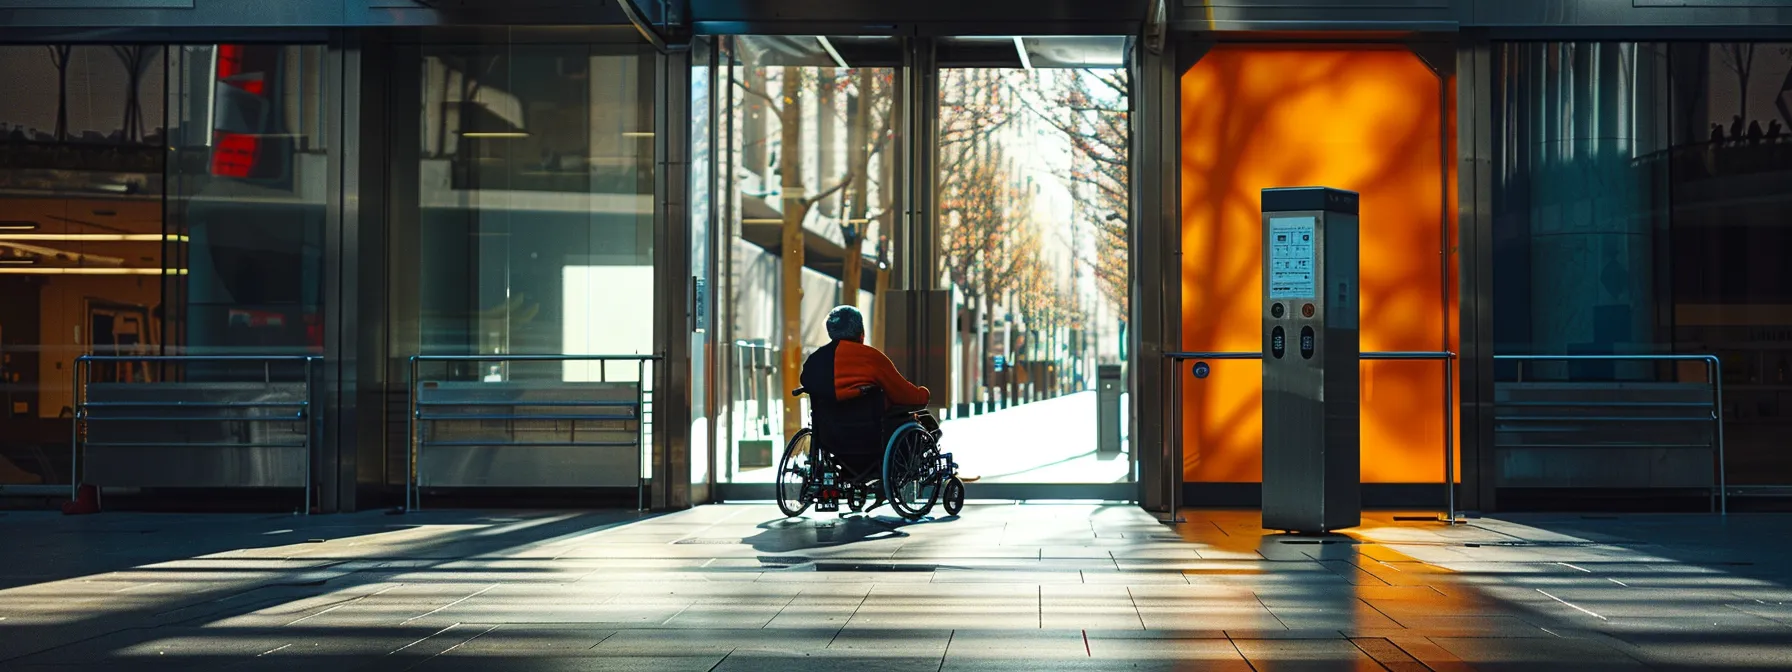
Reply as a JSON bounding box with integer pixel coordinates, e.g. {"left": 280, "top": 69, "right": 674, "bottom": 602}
{"left": 737, "top": 199, "right": 879, "bottom": 292}
{"left": 727, "top": 35, "right": 1131, "bottom": 69}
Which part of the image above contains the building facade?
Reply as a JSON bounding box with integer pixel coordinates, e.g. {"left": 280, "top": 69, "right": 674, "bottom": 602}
{"left": 1, "top": 0, "right": 1789, "bottom": 513}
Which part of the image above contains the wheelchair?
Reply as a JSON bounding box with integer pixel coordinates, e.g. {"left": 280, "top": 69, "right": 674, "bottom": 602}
{"left": 777, "top": 386, "right": 966, "bottom": 521}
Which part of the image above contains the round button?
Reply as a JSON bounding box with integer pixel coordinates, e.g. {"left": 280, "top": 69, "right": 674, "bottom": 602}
{"left": 1301, "top": 303, "right": 1315, "bottom": 318}
{"left": 1270, "top": 303, "right": 1285, "bottom": 318}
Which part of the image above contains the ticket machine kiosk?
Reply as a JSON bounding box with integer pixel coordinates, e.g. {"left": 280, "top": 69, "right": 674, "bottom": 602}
{"left": 1261, "top": 187, "right": 1361, "bottom": 533}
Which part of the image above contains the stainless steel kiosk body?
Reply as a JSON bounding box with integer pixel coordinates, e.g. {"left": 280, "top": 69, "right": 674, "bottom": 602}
{"left": 1261, "top": 187, "right": 1361, "bottom": 533}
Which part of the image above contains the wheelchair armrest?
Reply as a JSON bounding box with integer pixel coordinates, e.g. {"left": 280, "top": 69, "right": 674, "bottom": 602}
{"left": 791, "top": 387, "right": 806, "bottom": 397}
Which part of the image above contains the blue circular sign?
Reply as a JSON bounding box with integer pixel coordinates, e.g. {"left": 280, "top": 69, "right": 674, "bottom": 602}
{"left": 1193, "top": 362, "right": 1210, "bottom": 379}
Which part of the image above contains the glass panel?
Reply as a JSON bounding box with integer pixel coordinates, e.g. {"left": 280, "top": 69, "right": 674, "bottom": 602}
{"left": 407, "top": 41, "right": 656, "bottom": 380}
{"left": 691, "top": 38, "right": 714, "bottom": 496}
{"left": 938, "top": 50, "right": 1132, "bottom": 484}
{"left": 167, "top": 45, "right": 330, "bottom": 361}
{"left": 717, "top": 36, "right": 898, "bottom": 484}
{"left": 1495, "top": 42, "right": 1792, "bottom": 486}
{"left": 0, "top": 43, "right": 328, "bottom": 488}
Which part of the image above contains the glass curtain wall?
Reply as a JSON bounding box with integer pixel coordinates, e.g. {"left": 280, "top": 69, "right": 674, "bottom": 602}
{"left": 713, "top": 36, "right": 898, "bottom": 484}
{"left": 384, "top": 34, "right": 658, "bottom": 497}
{"left": 401, "top": 39, "right": 656, "bottom": 372}
{"left": 1495, "top": 42, "right": 1792, "bottom": 486}
{"left": 936, "top": 38, "right": 1131, "bottom": 484}
{"left": 0, "top": 43, "right": 329, "bottom": 488}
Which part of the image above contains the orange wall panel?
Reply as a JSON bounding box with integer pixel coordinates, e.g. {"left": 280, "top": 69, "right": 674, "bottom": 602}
{"left": 1179, "top": 46, "right": 1458, "bottom": 484}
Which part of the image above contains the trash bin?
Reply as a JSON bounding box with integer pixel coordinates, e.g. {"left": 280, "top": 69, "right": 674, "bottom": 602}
{"left": 1097, "top": 364, "right": 1122, "bottom": 456}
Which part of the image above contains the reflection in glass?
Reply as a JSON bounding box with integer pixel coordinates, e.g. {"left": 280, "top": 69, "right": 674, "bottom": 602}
{"left": 408, "top": 43, "right": 656, "bottom": 384}
{"left": 0, "top": 44, "right": 329, "bottom": 486}
{"left": 1495, "top": 42, "right": 1792, "bottom": 484}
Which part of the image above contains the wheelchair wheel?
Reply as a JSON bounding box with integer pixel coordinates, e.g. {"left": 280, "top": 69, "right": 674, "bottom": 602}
{"left": 882, "top": 423, "right": 941, "bottom": 520}
{"left": 943, "top": 476, "right": 965, "bottom": 516}
{"left": 776, "top": 430, "right": 814, "bottom": 518}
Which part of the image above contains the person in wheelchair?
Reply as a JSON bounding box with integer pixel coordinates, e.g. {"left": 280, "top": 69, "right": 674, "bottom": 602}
{"left": 798, "top": 305, "right": 930, "bottom": 478}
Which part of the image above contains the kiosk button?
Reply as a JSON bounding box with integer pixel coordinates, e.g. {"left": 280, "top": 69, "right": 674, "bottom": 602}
{"left": 1270, "top": 303, "right": 1285, "bottom": 319}
{"left": 1299, "top": 326, "right": 1316, "bottom": 359}
{"left": 1301, "top": 303, "right": 1315, "bottom": 318}
{"left": 1270, "top": 326, "right": 1286, "bottom": 359}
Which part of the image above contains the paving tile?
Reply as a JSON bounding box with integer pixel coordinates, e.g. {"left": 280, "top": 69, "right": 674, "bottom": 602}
{"left": 717, "top": 653, "right": 947, "bottom": 672}
{"left": 448, "top": 625, "right": 616, "bottom": 653}
{"left": 1083, "top": 636, "right": 1251, "bottom": 664}
{"left": 413, "top": 654, "right": 729, "bottom": 671}
{"left": 1428, "top": 636, "right": 1649, "bottom": 669}
{"left": 942, "top": 628, "right": 1091, "bottom": 659}
{"left": 1231, "top": 638, "right": 1383, "bottom": 671}
{"left": 827, "top": 627, "right": 955, "bottom": 655}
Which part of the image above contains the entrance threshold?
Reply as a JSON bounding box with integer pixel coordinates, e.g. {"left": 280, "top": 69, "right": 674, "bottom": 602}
{"left": 717, "top": 481, "right": 1132, "bottom": 503}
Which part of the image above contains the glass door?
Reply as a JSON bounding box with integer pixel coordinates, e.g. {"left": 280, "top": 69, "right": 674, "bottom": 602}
{"left": 935, "top": 37, "right": 1133, "bottom": 487}
{"left": 709, "top": 36, "right": 900, "bottom": 487}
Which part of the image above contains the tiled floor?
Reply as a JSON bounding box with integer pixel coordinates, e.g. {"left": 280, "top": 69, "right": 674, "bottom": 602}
{"left": 1, "top": 504, "right": 1790, "bottom": 670}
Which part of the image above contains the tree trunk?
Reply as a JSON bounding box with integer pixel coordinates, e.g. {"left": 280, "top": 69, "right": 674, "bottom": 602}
{"left": 778, "top": 68, "right": 808, "bottom": 442}
{"left": 51, "top": 46, "right": 71, "bottom": 143}
{"left": 872, "top": 248, "right": 891, "bottom": 346}
{"left": 841, "top": 69, "right": 873, "bottom": 304}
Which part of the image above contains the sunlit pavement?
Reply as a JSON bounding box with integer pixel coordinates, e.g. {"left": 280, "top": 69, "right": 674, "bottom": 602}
{"left": 1, "top": 505, "right": 1790, "bottom": 671}
{"left": 937, "top": 391, "right": 1130, "bottom": 484}
{"left": 727, "top": 391, "right": 1132, "bottom": 484}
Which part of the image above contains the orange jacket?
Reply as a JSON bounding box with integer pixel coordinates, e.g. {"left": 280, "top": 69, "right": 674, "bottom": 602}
{"left": 829, "top": 340, "right": 930, "bottom": 406}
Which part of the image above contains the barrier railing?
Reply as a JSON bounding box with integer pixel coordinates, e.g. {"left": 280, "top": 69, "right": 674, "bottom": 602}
{"left": 1162, "top": 350, "right": 1459, "bottom": 522}
{"left": 408, "top": 354, "right": 658, "bottom": 510}
{"left": 71, "top": 354, "right": 322, "bottom": 513}
{"left": 1494, "top": 354, "right": 1725, "bottom": 514}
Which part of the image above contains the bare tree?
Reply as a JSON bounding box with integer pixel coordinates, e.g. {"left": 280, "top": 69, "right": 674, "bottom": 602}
{"left": 1719, "top": 43, "right": 1757, "bottom": 123}
{"left": 939, "top": 133, "right": 1038, "bottom": 405}
{"left": 840, "top": 68, "right": 895, "bottom": 304}
{"left": 759, "top": 67, "right": 890, "bottom": 438}
{"left": 1021, "top": 69, "right": 1131, "bottom": 318}
{"left": 45, "top": 45, "right": 73, "bottom": 142}
{"left": 111, "top": 46, "right": 156, "bottom": 144}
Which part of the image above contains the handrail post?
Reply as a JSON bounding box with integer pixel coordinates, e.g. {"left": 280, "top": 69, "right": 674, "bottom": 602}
{"left": 69, "top": 357, "right": 81, "bottom": 501}
{"left": 303, "top": 356, "right": 313, "bottom": 515}
{"left": 1444, "top": 356, "right": 1456, "bottom": 523}
{"left": 1169, "top": 357, "right": 1182, "bottom": 523}
{"left": 1710, "top": 355, "right": 1726, "bottom": 516}
{"left": 408, "top": 355, "right": 420, "bottom": 511}
{"left": 638, "top": 357, "right": 648, "bottom": 512}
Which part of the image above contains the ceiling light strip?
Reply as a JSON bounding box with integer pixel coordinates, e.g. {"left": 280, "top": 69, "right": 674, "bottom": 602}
{"left": 0, "top": 268, "right": 188, "bottom": 275}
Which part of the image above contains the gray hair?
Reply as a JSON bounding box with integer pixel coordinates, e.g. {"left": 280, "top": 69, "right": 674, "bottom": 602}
{"left": 826, "top": 305, "right": 865, "bottom": 341}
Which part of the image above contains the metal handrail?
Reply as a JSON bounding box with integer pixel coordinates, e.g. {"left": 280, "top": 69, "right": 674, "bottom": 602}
{"left": 407, "top": 354, "right": 661, "bottom": 511}
{"left": 71, "top": 354, "right": 323, "bottom": 513}
{"left": 1162, "top": 350, "right": 1459, "bottom": 522}
{"left": 1495, "top": 353, "right": 1726, "bottom": 515}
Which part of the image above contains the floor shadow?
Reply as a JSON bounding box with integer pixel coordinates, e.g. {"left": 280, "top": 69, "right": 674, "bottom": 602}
{"left": 0, "top": 509, "right": 651, "bottom": 664}
{"left": 743, "top": 514, "right": 918, "bottom": 555}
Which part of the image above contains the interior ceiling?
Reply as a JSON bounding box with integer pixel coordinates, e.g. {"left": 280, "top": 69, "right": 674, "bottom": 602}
{"left": 684, "top": 0, "right": 1151, "bottom": 37}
